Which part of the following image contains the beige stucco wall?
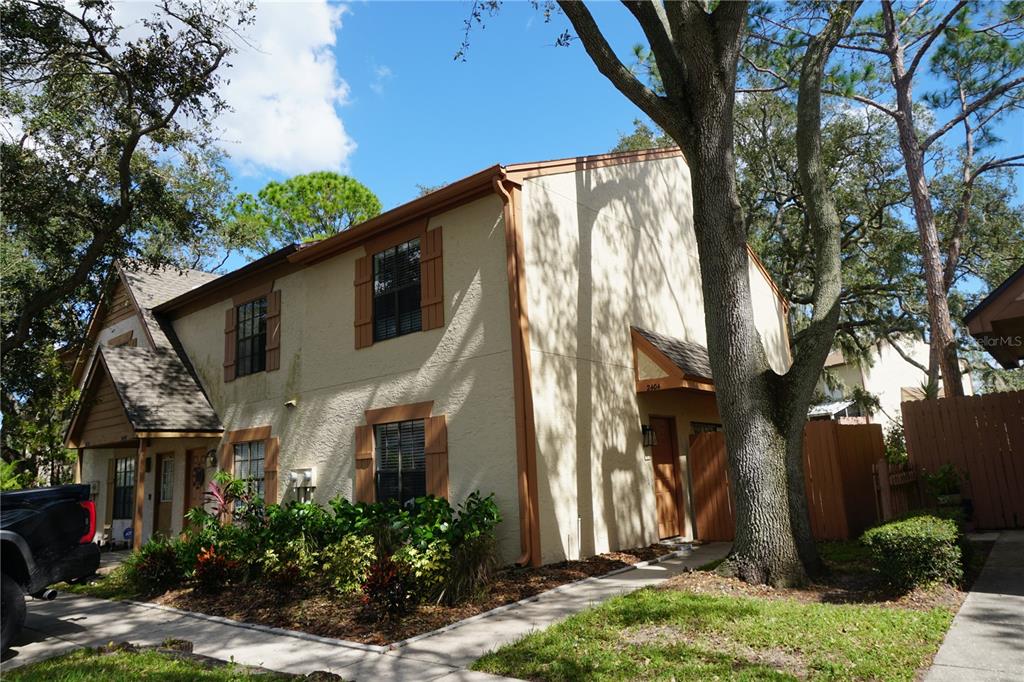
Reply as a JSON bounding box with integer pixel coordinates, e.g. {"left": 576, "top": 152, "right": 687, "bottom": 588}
{"left": 81, "top": 438, "right": 218, "bottom": 546}
{"left": 519, "top": 156, "right": 791, "bottom": 563}
{"left": 171, "top": 195, "right": 523, "bottom": 560}
{"left": 819, "top": 339, "right": 973, "bottom": 429}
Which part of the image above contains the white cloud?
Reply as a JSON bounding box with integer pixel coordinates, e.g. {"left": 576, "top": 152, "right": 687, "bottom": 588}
{"left": 370, "top": 64, "right": 393, "bottom": 95}
{"left": 218, "top": 1, "right": 354, "bottom": 175}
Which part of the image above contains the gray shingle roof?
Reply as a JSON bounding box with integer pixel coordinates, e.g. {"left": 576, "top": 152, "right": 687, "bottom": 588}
{"left": 121, "top": 267, "right": 219, "bottom": 349}
{"left": 100, "top": 346, "right": 222, "bottom": 433}
{"left": 633, "top": 326, "right": 713, "bottom": 381}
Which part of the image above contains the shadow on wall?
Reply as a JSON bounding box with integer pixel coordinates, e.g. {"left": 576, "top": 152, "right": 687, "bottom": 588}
{"left": 528, "top": 159, "right": 716, "bottom": 561}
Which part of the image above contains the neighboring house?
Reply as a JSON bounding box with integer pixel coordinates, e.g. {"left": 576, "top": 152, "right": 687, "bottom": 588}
{"left": 966, "top": 263, "right": 1024, "bottom": 370}
{"left": 811, "top": 338, "right": 973, "bottom": 428}
{"left": 65, "top": 148, "right": 791, "bottom": 565}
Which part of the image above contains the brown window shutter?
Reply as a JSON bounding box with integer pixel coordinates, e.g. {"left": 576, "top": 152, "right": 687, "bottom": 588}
{"left": 424, "top": 415, "right": 449, "bottom": 499}
{"left": 266, "top": 290, "right": 282, "bottom": 372}
{"left": 224, "top": 307, "right": 237, "bottom": 382}
{"left": 420, "top": 226, "right": 444, "bottom": 331}
{"left": 264, "top": 437, "right": 279, "bottom": 505}
{"left": 354, "top": 424, "right": 375, "bottom": 502}
{"left": 354, "top": 255, "right": 374, "bottom": 349}
{"left": 218, "top": 442, "right": 234, "bottom": 474}
{"left": 104, "top": 458, "right": 116, "bottom": 528}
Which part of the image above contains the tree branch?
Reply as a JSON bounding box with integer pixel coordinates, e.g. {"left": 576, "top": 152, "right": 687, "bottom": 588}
{"left": 923, "top": 76, "right": 1024, "bottom": 149}
{"left": 905, "top": 0, "right": 968, "bottom": 78}
{"left": 558, "top": 1, "right": 680, "bottom": 133}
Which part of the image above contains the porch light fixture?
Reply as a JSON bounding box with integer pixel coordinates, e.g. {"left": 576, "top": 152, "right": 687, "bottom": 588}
{"left": 641, "top": 424, "right": 658, "bottom": 448}
{"left": 204, "top": 448, "right": 218, "bottom": 469}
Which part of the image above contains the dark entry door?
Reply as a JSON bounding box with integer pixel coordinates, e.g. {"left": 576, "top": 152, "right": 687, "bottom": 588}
{"left": 651, "top": 416, "right": 682, "bottom": 538}
{"left": 185, "top": 448, "right": 207, "bottom": 523}
{"left": 154, "top": 452, "right": 175, "bottom": 536}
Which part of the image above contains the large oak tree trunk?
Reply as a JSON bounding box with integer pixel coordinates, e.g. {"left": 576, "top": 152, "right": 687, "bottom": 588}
{"left": 685, "top": 102, "right": 806, "bottom": 587}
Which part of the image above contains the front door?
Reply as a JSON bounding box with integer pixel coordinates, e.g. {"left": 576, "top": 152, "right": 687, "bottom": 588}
{"left": 651, "top": 416, "right": 681, "bottom": 538}
{"left": 154, "top": 453, "right": 175, "bottom": 536}
{"left": 185, "top": 448, "right": 207, "bottom": 524}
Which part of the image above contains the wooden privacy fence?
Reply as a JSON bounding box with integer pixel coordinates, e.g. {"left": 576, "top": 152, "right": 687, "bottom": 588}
{"left": 902, "top": 390, "right": 1024, "bottom": 529}
{"left": 872, "top": 460, "right": 923, "bottom": 522}
{"left": 689, "top": 420, "right": 884, "bottom": 542}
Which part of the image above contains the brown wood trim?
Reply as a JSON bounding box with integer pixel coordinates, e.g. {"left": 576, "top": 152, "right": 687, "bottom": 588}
{"left": 290, "top": 167, "right": 502, "bottom": 266}
{"left": 135, "top": 431, "right": 223, "bottom": 439}
{"left": 133, "top": 439, "right": 147, "bottom": 550}
{"left": 362, "top": 218, "right": 427, "bottom": 256}
{"left": 636, "top": 376, "right": 716, "bottom": 393}
{"left": 630, "top": 328, "right": 715, "bottom": 392}
{"left": 155, "top": 246, "right": 303, "bottom": 319}
{"left": 265, "top": 437, "right": 280, "bottom": 505}
{"left": 746, "top": 244, "right": 791, "bottom": 314}
{"left": 650, "top": 414, "right": 687, "bottom": 538}
{"left": 364, "top": 401, "right": 434, "bottom": 425}
{"left": 504, "top": 147, "right": 683, "bottom": 182}
{"left": 107, "top": 330, "right": 134, "bottom": 348}
{"left": 631, "top": 330, "right": 686, "bottom": 381}
{"left": 232, "top": 281, "right": 274, "bottom": 307}
{"left": 496, "top": 176, "right": 542, "bottom": 567}
{"left": 225, "top": 425, "right": 272, "bottom": 444}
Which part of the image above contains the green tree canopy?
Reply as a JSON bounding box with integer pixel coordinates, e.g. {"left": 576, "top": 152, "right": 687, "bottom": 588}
{"left": 228, "top": 172, "right": 383, "bottom": 253}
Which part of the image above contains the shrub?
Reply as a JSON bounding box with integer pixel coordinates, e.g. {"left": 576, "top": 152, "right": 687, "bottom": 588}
{"left": 123, "top": 536, "right": 182, "bottom": 595}
{"left": 259, "top": 538, "right": 319, "bottom": 589}
{"left": 394, "top": 539, "right": 451, "bottom": 600}
{"left": 442, "top": 492, "right": 501, "bottom": 604}
{"left": 922, "top": 463, "right": 962, "bottom": 498}
{"left": 861, "top": 515, "right": 963, "bottom": 590}
{"left": 321, "top": 535, "right": 376, "bottom": 594}
{"left": 193, "top": 545, "right": 239, "bottom": 594}
{"left": 361, "top": 555, "right": 416, "bottom": 623}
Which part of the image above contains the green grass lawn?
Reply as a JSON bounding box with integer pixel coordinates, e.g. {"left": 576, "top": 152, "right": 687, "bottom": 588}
{"left": 4, "top": 647, "right": 292, "bottom": 681}
{"left": 472, "top": 587, "right": 953, "bottom": 681}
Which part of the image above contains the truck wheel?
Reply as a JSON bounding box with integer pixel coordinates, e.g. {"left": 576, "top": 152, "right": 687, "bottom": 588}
{"left": 1, "top": 572, "right": 26, "bottom": 651}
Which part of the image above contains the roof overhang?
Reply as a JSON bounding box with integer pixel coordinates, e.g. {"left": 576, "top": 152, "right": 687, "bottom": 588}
{"left": 632, "top": 327, "right": 715, "bottom": 394}
{"left": 965, "top": 263, "right": 1024, "bottom": 369}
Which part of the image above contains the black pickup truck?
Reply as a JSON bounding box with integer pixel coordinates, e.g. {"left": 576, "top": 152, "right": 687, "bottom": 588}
{"left": 1, "top": 484, "right": 101, "bottom": 650}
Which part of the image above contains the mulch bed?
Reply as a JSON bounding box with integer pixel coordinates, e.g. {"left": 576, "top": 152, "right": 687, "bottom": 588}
{"left": 155, "top": 543, "right": 677, "bottom": 645}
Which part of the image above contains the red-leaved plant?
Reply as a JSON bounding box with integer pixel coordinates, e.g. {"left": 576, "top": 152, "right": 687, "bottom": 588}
{"left": 193, "top": 545, "right": 238, "bottom": 594}
{"left": 360, "top": 554, "right": 416, "bottom": 623}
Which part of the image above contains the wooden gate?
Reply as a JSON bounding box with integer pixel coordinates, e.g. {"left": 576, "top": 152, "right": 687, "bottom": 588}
{"left": 902, "top": 391, "right": 1024, "bottom": 529}
{"left": 689, "top": 421, "right": 884, "bottom": 542}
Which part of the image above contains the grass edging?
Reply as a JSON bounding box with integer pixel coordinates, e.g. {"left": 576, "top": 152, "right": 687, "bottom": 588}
{"left": 390, "top": 545, "right": 700, "bottom": 649}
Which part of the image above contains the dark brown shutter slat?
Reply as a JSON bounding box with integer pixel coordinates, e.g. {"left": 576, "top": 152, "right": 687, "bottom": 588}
{"left": 264, "top": 437, "right": 279, "bottom": 505}
{"left": 354, "top": 425, "right": 374, "bottom": 502}
{"left": 354, "top": 256, "right": 374, "bottom": 349}
{"left": 224, "top": 307, "right": 237, "bottom": 382}
{"left": 420, "top": 227, "right": 444, "bottom": 331}
{"left": 266, "top": 290, "right": 282, "bottom": 372}
{"left": 424, "top": 415, "right": 449, "bottom": 499}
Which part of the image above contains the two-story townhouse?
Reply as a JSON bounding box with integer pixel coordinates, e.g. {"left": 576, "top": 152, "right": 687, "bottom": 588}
{"left": 66, "top": 148, "right": 791, "bottom": 565}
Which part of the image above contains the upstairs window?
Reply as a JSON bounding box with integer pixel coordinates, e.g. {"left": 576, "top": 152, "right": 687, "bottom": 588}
{"left": 236, "top": 297, "right": 267, "bottom": 377}
{"left": 374, "top": 419, "right": 426, "bottom": 504}
{"left": 373, "top": 238, "right": 421, "bottom": 342}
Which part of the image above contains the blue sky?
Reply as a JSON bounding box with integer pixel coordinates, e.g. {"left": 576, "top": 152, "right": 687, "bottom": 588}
{"left": 215, "top": 1, "right": 1021, "bottom": 275}
{"left": 224, "top": 1, "right": 649, "bottom": 208}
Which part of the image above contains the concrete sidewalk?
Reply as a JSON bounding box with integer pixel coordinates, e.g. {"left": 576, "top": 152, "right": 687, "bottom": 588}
{"left": 1, "top": 542, "right": 730, "bottom": 680}
{"left": 926, "top": 530, "right": 1024, "bottom": 681}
